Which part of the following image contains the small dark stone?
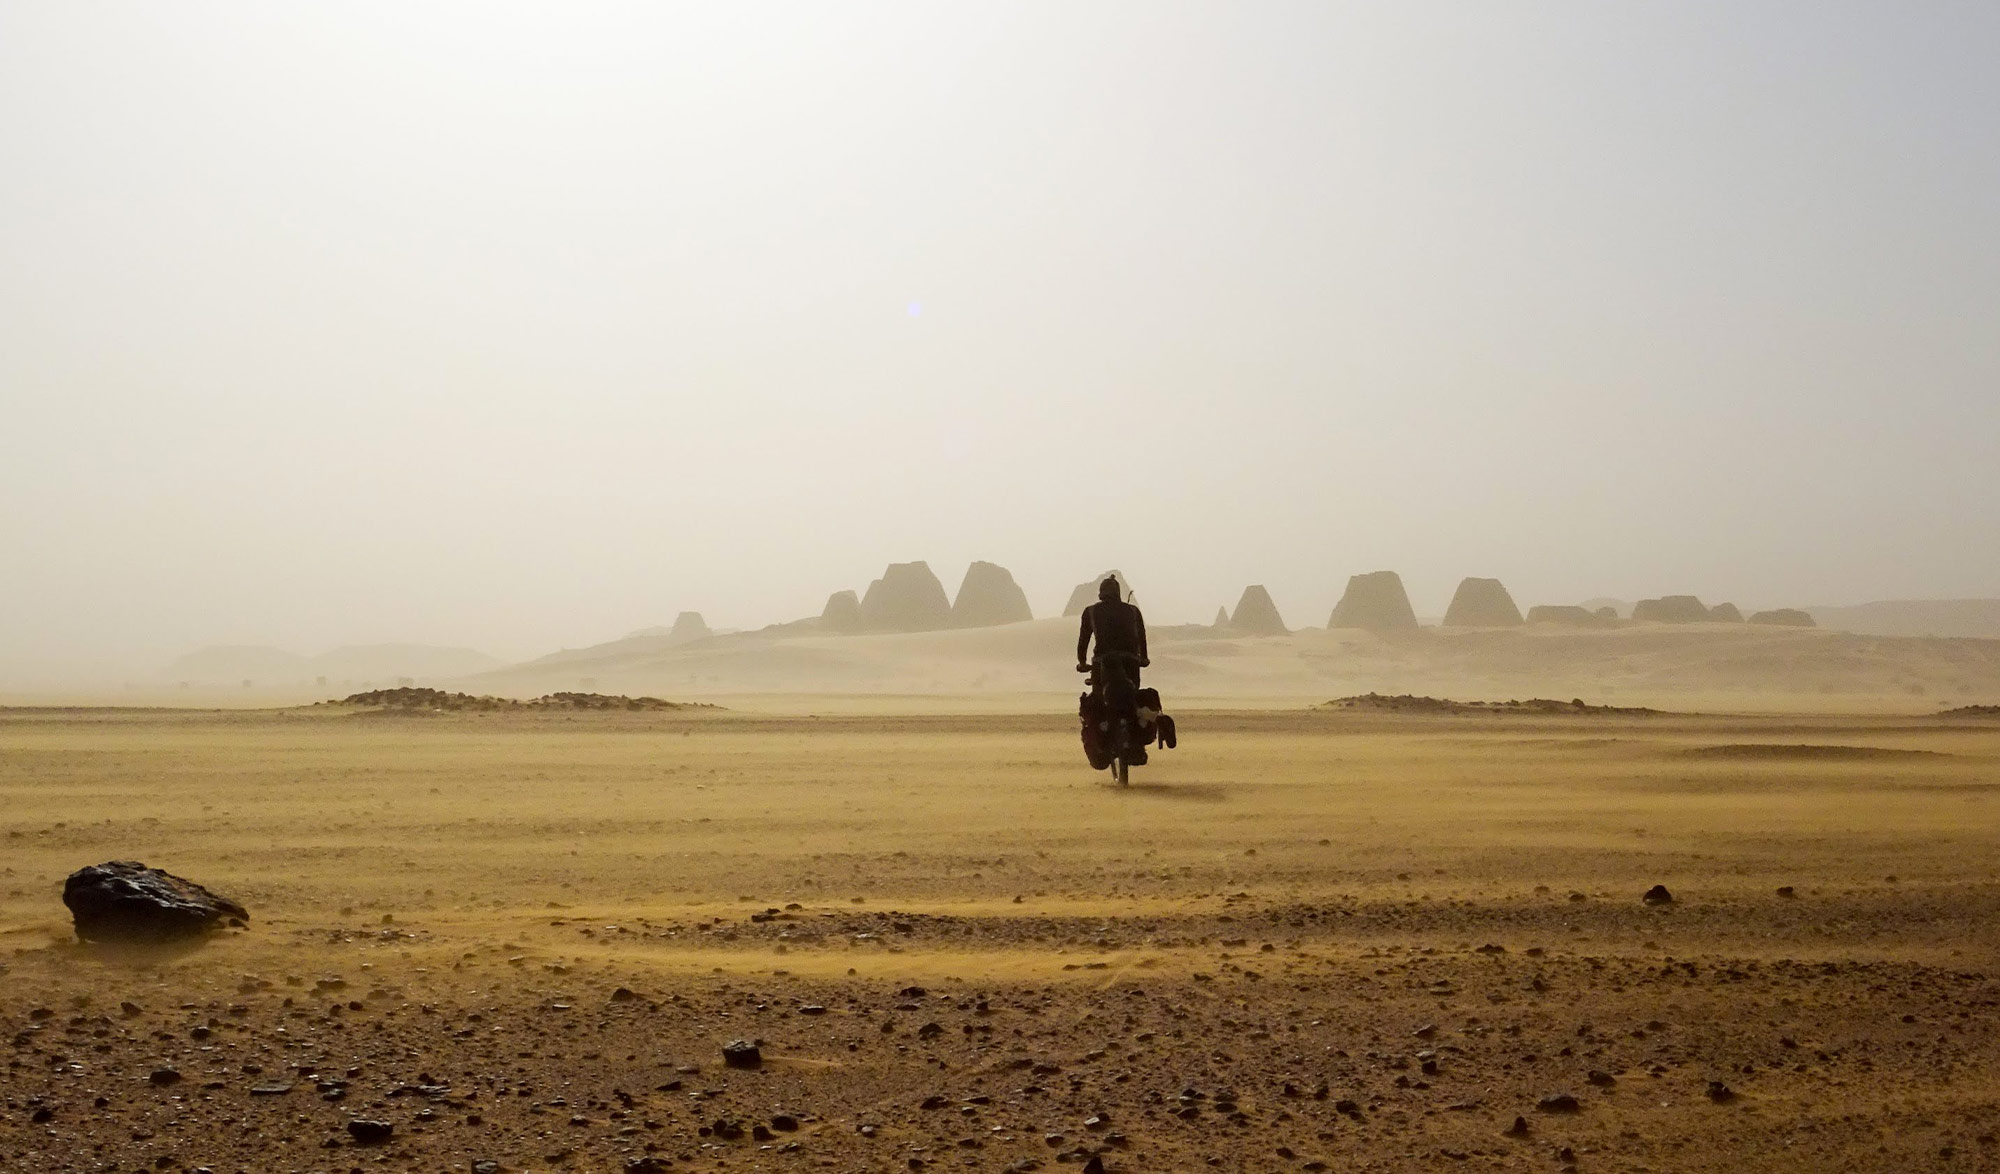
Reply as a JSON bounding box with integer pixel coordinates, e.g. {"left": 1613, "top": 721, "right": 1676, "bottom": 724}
{"left": 1776, "top": 886, "right": 1796, "bottom": 898}
{"left": 1082, "top": 1157, "right": 1105, "bottom": 1174}
{"left": 770, "top": 1113, "right": 799, "bottom": 1131}
{"left": 249, "top": 1082, "right": 294, "bottom": 1096}
{"left": 710, "top": 1117, "right": 745, "bottom": 1140}
{"left": 346, "top": 1119, "right": 394, "bottom": 1145}
{"left": 920, "top": 1095, "right": 948, "bottom": 1110}
{"left": 1642, "top": 884, "right": 1674, "bottom": 905}
{"left": 1586, "top": 1070, "right": 1615, "bottom": 1087}
{"left": 1707, "top": 1081, "right": 1737, "bottom": 1103}
{"left": 473, "top": 1163, "right": 501, "bottom": 1174}
{"left": 624, "top": 1159, "right": 672, "bottom": 1173}
{"left": 721, "top": 1040, "right": 761, "bottom": 1070}
{"left": 1536, "top": 1094, "right": 1581, "bottom": 1113}
{"left": 30, "top": 1107, "right": 53, "bottom": 1124}
{"left": 148, "top": 1068, "right": 182, "bottom": 1086}
{"left": 1505, "top": 1115, "right": 1529, "bottom": 1136}
{"left": 610, "top": 987, "right": 637, "bottom": 1003}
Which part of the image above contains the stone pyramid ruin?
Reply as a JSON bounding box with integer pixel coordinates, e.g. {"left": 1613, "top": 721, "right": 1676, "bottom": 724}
{"left": 1749, "top": 608, "right": 1815, "bottom": 627}
{"left": 1213, "top": 606, "right": 1230, "bottom": 628}
{"left": 1063, "top": 571, "right": 1132, "bottom": 616}
{"left": 859, "top": 561, "right": 953, "bottom": 632}
{"left": 1441, "top": 578, "right": 1524, "bottom": 627}
{"left": 1632, "top": 595, "right": 1710, "bottom": 624}
{"left": 950, "top": 561, "right": 1033, "bottom": 628}
{"left": 1327, "top": 571, "right": 1418, "bottom": 632}
{"left": 819, "top": 589, "right": 863, "bottom": 633}
{"left": 669, "top": 611, "right": 711, "bottom": 641}
{"left": 1227, "top": 585, "right": 1288, "bottom": 635}
{"left": 1707, "top": 602, "right": 1745, "bottom": 623}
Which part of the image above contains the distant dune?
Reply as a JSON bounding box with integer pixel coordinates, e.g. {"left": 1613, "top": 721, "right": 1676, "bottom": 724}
{"left": 1808, "top": 599, "right": 2000, "bottom": 639}
{"left": 469, "top": 618, "right": 2000, "bottom": 709}
{"left": 161, "top": 643, "right": 499, "bottom": 686}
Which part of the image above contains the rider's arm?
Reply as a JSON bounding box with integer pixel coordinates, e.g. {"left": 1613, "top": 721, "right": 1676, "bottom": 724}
{"left": 1135, "top": 607, "right": 1149, "bottom": 666}
{"left": 1076, "top": 608, "right": 1093, "bottom": 668}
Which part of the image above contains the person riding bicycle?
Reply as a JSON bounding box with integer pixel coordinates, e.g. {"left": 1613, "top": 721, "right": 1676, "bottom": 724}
{"left": 1076, "top": 577, "right": 1148, "bottom": 690}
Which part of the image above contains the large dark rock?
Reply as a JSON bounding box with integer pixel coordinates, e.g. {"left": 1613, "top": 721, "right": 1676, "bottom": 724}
{"left": 1442, "top": 577, "right": 1524, "bottom": 627}
{"left": 1327, "top": 571, "right": 1418, "bottom": 632}
{"left": 1228, "top": 585, "right": 1288, "bottom": 635}
{"left": 1062, "top": 571, "right": 1131, "bottom": 617}
{"left": 1749, "top": 608, "right": 1816, "bottom": 627}
{"left": 63, "top": 861, "right": 248, "bottom": 942}
{"left": 859, "top": 562, "right": 953, "bottom": 632}
{"left": 950, "top": 561, "right": 1033, "bottom": 628}
{"left": 819, "top": 590, "right": 863, "bottom": 633}
{"left": 1632, "top": 595, "right": 1710, "bottom": 624}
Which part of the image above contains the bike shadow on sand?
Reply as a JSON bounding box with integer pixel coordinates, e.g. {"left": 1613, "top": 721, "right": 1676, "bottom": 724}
{"left": 1105, "top": 780, "right": 1229, "bottom": 803}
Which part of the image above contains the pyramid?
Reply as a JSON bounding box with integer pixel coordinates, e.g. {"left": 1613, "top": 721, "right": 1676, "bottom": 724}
{"left": 1749, "top": 608, "right": 1815, "bottom": 627}
{"left": 950, "top": 561, "right": 1033, "bottom": 628}
{"left": 1327, "top": 571, "right": 1418, "bottom": 632}
{"left": 859, "top": 561, "right": 953, "bottom": 632}
{"left": 1441, "top": 578, "right": 1523, "bottom": 627}
{"left": 1632, "top": 595, "right": 1710, "bottom": 624}
{"left": 1707, "top": 602, "right": 1744, "bottom": 623}
{"left": 1063, "top": 570, "right": 1132, "bottom": 616}
{"left": 1228, "top": 585, "right": 1288, "bottom": 635}
{"left": 1213, "top": 606, "right": 1230, "bottom": 628}
{"left": 669, "top": 611, "right": 710, "bottom": 641}
{"left": 819, "top": 590, "right": 863, "bottom": 633}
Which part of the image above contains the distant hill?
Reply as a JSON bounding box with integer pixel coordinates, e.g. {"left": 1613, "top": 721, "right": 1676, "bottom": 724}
{"left": 474, "top": 618, "right": 2000, "bottom": 708}
{"left": 1808, "top": 600, "right": 2000, "bottom": 639}
{"left": 162, "top": 643, "right": 499, "bottom": 685}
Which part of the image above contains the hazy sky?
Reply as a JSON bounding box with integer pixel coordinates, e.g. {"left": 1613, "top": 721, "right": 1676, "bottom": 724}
{"left": 3, "top": 2, "right": 1996, "bottom": 681}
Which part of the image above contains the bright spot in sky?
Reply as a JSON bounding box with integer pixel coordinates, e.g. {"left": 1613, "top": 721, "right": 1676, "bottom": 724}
{"left": 907, "top": 301, "right": 922, "bottom": 317}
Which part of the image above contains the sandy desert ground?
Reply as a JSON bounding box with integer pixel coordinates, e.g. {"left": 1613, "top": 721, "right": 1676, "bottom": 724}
{"left": 4, "top": 701, "right": 2000, "bottom": 1172}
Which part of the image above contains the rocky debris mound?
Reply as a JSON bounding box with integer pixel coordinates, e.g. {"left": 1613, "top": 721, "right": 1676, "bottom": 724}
{"left": 1443, "top": 577, "right": 1524, "bottom": 627}
{"left": 63, "top": 861, "right": 248, "bottom": 942}
{"left": 860, "top": 561, "right": 953, "bottom": 632}
{"left": 1526, "top": 605, "right": 1614, "bottom": 627}
{"left": 1063, "top": 571, "right": 1132, "bottom": 616}
{"left": 1632, "top": 595, "right": 1711, "bottom": 623}
{"left": 1327, "top": 571, "right": 1418, "bottom": 632}
{"left": 1749, "top": 608, "right": 1816, "bottom": 627}
{"left": 1938, "top": 704, "right": 2000, "bottom": 718}
{"left": 819, "top": 589, "right": 864, "bottom": 632}
{"left": 950, "top": 561, "right": 1033, "bottom": 628}
{"left": 331, "top": 688, "right": 702, "bottom": 712}
{"left": 1227, "top": 585, "right": 1288, "bottom": 635}
{"left": 670, "top": 611, "right": 710, "bottom": 641}
{"left": 1707, "top": 602, "right": 1744, "bottom": 623}
{"left": 1323, "top": 693, "right": 1657, "bottom": 716}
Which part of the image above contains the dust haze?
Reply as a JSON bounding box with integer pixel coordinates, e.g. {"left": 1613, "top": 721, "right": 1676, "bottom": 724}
{"left": 3, "top": 3, "right": 1998, "bottom": 688}
{"left": 5, "top": 7, "right": 2000, "bottom": 1174}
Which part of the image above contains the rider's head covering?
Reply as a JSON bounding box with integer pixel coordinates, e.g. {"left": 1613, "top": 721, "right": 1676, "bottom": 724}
{"left": 1098, "top": 577, "right": 1121, "bottom": 601}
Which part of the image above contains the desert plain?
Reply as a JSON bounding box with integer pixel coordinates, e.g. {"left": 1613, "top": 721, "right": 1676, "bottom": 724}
{"left": 3, "top": 698, "right": 2000, "bottom": 1174}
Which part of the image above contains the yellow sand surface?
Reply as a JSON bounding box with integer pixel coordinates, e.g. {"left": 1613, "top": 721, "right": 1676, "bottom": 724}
{"left": 3, "top": 703, "right": 1998, "bottom": 1171}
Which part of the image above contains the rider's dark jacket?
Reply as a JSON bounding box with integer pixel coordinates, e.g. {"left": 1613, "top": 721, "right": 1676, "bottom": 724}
{"left": 1077, "top": 598, "right": 1148, "bottom": 666}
